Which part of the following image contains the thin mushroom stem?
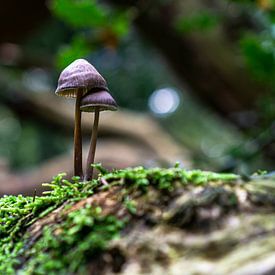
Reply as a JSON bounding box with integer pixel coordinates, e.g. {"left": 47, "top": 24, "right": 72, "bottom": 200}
{"left": 85, "top": 106, "right": 100, "bottom": 181}
{"left": 74, "top": 92, "right": 83, "bottom": 178}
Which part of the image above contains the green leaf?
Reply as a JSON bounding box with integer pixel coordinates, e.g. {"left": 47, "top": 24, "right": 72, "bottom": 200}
{"left": 51, "top": 0, "right": 107, "bottom": 28}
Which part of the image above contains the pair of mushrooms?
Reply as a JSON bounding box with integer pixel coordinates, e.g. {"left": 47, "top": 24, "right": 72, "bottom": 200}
{"left": 55, "top": 59, "right": 117, "bottom": 181}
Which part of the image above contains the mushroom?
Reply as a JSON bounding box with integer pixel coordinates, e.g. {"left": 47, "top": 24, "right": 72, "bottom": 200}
{"left": 80, "top": 88, "right": 118, "bottom": 181}
{"left": 55, "top": 59, "right": 107, "bottom": 178}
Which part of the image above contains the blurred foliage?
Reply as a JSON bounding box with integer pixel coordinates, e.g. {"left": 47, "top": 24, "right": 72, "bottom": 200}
{"left": 175, "top": 11, "right": 220, "bottom": 33}
{"left": 51, "top": 0, "right": 129, "bottom": 34}
{"left": 52, "top": 0, "right": 109, "bottom": 28}
{"left": 0, "top": 104, "right": 69, "bottom": 170}
{"left": 50, "top": 0, "right": 131, "bottom": 69}
{"left": 11, "top": 121, "right": 69, "bottom": 169}
{"left": 91, "top": 39, "right": 175, "bottom": 111}
{"left": 56, "top": 35, "right": 91, "bottom": 69}
{"left": 241, "top": 35, "right": 275, "bottom": 84}
{"left": 233, "top": 0, "right": 275, "bottom": 90}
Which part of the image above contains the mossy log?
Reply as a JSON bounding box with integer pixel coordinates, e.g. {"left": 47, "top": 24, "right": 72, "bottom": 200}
{"left": 1, "top": 166, "right": 275, "bottom": 274}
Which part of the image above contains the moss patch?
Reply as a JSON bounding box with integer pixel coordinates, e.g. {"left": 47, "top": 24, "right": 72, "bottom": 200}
{"left": 0, "top": 165, "right": 243, "bottom": 274}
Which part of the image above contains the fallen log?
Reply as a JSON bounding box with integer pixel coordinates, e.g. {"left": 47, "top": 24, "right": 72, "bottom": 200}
{"left": 1, "top": 167, "right": 275, "bottom": 274}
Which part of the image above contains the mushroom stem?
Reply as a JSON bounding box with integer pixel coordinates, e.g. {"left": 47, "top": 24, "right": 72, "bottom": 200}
{"left": 85, "top": 107, "right": 100, "bottom": 181}
{"left": 74, "top": 93, "right": 83, "bottom": 178}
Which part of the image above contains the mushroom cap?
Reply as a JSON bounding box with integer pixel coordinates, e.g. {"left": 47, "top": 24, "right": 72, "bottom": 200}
{"left": 80, "top": 89, "right": 118, "bottom": 112}
{"left": 55, "top": 59, "right": 108, "bottom": 98}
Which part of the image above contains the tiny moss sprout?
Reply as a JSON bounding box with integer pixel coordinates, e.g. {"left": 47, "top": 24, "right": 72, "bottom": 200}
{"left": 0, "top": 165, "right": 239, "bottom": 274}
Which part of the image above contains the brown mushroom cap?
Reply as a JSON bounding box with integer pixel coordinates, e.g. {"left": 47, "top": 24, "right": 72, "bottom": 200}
{"left": 80, "top": 89, "right": 118, "bottom": 112}
{"left": 55, "top": 59, "right": 107, "bottom": 98}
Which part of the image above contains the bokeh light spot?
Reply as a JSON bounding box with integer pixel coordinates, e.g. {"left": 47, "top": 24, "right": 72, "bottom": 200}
{"left": 148, "top": 87, "right": 180, "bottom": 116}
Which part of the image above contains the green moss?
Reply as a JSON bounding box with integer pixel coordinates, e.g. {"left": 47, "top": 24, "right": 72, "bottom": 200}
{"left": 102, "top": 165, "right": 238, "bottom": 190}
{"left": 0, "top": 173, "right": 98, "bottom": 274}
{"left": 21, "top": 205, "right": 125, "bottom": 274}
{"left": 0, "top": 165, "right": 239, "bottom": 274}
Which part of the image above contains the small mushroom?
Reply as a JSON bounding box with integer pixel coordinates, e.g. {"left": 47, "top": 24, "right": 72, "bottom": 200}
{"left": 55, "top": 59, "right": 107, "bottom": 178}
{"left": 81, "top": 88, "right": 118, "bottom": 181}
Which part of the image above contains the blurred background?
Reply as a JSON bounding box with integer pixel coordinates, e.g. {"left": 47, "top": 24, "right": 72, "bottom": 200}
{"left": 0, "top": 0, "right": 274, "bottom": 194}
